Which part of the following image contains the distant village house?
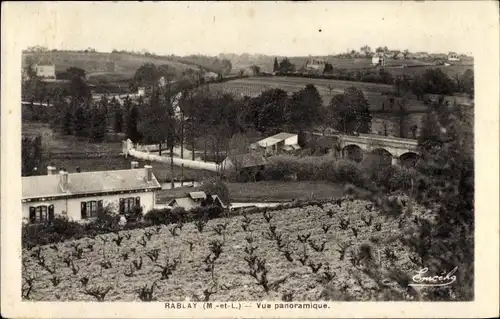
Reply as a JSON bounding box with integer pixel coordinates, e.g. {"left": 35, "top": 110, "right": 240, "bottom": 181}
{"left": 372, "top": 54, "right": 386, "bottom": 67}
{"left": 33, "top": 64, "right": 56, "bottom": 79}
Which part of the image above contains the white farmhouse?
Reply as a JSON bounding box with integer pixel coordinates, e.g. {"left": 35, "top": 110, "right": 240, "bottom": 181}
{"left": 34, "top": 64, "right": 56, "bottom": 79}
{"left": 305, "top": 58, "right": 327, "bottom": 72}
{"left": 22, "top": 164, "right": 161, "bottom": 223}
{"left": 250, "top": 132, "right": 301, "bottom": 156}
{"left": 372, "top": 54, "right": 386, "bottom": 67}
{"left": 447, "top": 52, "right": 461, "bottom": 62}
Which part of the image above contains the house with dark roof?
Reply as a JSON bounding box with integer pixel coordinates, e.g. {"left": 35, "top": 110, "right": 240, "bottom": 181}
{"left": 167, "top": 191, "right": 227, "bottom": 211}
{"left": 22, "top": 162, "right": 162, "bottom": 224}
{"left": 220, "top": 153, "right": 269, "bottom": 181}
{"left": 250, "top": 132, "right": 300, "bottom": 156}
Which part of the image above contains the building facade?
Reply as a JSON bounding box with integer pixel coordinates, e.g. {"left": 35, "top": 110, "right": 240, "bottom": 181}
{"left": 22, "top": 164, "right": 161, "bottom": 223}
{"left": 34, "top": 64, "right": 56, "bottom": 79}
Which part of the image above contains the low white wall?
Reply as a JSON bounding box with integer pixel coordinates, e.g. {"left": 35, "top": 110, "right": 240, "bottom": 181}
{"left": 128, "top": 149, "right": 219, "bottom": 172}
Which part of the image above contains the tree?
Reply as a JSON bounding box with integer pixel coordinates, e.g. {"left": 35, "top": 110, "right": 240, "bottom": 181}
{"left": 327, "top": 87, "right": 372, "bottom": 134}
{"left": 133, "top": 63, "right": 161, "bottom": 89}
{"left": 360, "top": 45, "right": 372, "bottom": 57}
{"left": 125, "top": 99, "right": 142, "bottom": 143}
{"left": 66, "top": 67, "right": 86, "bottom": 79}
{"left": 228, "top": 133, "right": 251, "bottom": 155}
{"left": 418, "top": 68, "right": 456, "bottom": 95}
{"left": 394, "top": 75, "right": 412, "bottom": 96}
{"left": 323, "top": 63, "right": 334, "bottom": 74}
{"left": 110, "top": 98, "right": 124, "bottom": 133}
{"left": 251, "top": 88, "right": 288, "bottom": 134}
{"left": 22, "top": 135, "right": 43, "bottom": 176}
{"left": 138, "top": 88, "right": 171, "bottom": 155}
{"left": 73, "top": 105, "right": 88, "bottom": 137}
{"left": 273, "top": 57, "right": 279, "bottom": 73}
{"left": 279, "top": 58, "right": 295, "bottom": 74}
{"left": 89, "top": 103, "right": 108, "bottom": 142}
{"left": 284, "top": 84, "right": 323, "bottom": 132}
{"left": 411, "top": 75, "right": 426, "bottom": 100}
{"left": 249, "top": 65, "right": 261, "bottom": 75}
{"left": 461, "top": 69, "right": 474, "bottom": 97}
{"left": 415, "top": 102, "right": 474, "bottom": 300}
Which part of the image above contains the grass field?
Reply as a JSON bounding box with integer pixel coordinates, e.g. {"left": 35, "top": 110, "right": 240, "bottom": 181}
{"left": 156, "top": 181, "right": 346, "bottom": 204}
{"left": 23, "top": 51, "right": 201, "bottom": 83}
{"left": 22, "top": 195, "right": 435, "bottom": 301}
{"left": 226, "top": 54, "right": 472, "bottom": 74}
{"left": 208, "top": 76, "right": 427, "bottom": 111}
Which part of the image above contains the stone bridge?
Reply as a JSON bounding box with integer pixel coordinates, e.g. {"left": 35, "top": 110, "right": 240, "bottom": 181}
{"left": 308, "top": 132, "right": 420, "bottom": 166}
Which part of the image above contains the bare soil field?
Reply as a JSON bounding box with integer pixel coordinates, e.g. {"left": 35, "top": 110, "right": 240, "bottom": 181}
{"left": 22, "top": 196, "right": 434, "bottom": 301}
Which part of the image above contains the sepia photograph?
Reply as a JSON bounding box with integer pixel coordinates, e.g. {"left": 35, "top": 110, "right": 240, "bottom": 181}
{"left": 1, "top": 1, "right": 499, "bottom": 318}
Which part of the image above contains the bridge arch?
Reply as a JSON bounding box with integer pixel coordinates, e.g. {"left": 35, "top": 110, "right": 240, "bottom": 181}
{"left": 366, "top": 148, "right": 394, "bottom": 166}
{"left": 342, "top": 144, "right": 364, "bottom": 163}
{"left": 400, "top": 152, "right": 420, "bottom": 168}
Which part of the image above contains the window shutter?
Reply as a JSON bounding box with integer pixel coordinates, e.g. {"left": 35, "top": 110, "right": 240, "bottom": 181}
{"left": 48, "top": 205, "right": 54, "bottom": 221}
{"left": 119, "top": 198, "right": 125, "bottom": 214}
{"left": 81, "top": 202, "right": 87, "bottom": 219}
{"left": 29, "top": 207, "right": 36, "bottom": 223}
{"left": 98, "top": 200, "right": 103, "bottom": 210}
{"left": 135, "top": 197, "right": 140, "bottom": 207}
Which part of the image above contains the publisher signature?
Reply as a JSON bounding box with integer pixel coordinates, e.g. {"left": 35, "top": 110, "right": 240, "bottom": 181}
{"left": 408, "top": 266, "right": 458, "bottom": 287}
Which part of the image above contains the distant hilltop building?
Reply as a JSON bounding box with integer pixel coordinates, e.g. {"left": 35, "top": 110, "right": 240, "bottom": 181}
{"left": 305, "top": 58, "right": 327, "bottom": 71}
{"left": 372, "top": 54, "right": 386, "bottom": 67}
{"left": 448, "top": 52, "right": 460, "bottom": 62}
{"left": 33, "top": 64, "right": 56, "bottom": 79}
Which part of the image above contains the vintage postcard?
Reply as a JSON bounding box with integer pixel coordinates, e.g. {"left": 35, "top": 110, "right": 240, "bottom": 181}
{"left": 1, "top": 1, "right": 499, "bottom": 318}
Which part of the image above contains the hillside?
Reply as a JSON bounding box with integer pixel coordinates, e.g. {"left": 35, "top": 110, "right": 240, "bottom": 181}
{"left": 219, "top": 53, "right": 473, "bottom": 77}
{"left": 22, "top": 51, "right": 201, "bottom": 82}
{"left": 208, "top": 76, "right": 427, "bottom": 112}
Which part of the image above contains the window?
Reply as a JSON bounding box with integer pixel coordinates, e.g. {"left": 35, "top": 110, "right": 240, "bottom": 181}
{"left": 29, "top": 205, "right": 54, "bottom": 223}
{"left": 120, "top": 196, "right": 140, "bottom": 214}
{"left": 81, "top": 200, "right": 103, "bottom": 219}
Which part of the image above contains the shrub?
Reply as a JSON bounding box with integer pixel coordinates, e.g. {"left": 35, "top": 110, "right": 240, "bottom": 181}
{"left": 90, "top": 205, "right": 121, "bottom": 232}
{"left": 125, "top": 204, "right": 144, "bottom": 223}
{"left": 329, "top": 160, "right": 367, "bottom": 187}
{"left": 170, "top": 207, "right": 187, "bottom": 224}
{"left": 143, "top": 208, "right": 171, "bottom": 225}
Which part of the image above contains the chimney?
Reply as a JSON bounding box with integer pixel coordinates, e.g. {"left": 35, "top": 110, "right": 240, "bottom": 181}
{"left": 131, "top": 161, "right": 139, "bottom": 169}
{"left": 59, "top": 170, "right": 69, "bottom": 192}
{"left": 47, "top": 166, "right": 56, "bottom": 175}
{"left": 144, "top": 165, "right": 153, "bottom": 182}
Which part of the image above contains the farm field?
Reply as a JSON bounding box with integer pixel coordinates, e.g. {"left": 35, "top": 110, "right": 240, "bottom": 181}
{"left": 156, "top": 181, "right": 346, "bottom": 204}
{"left": 22, "top": 196, "right": 433, "bottom": 301}
{"left": 385, "top": 63, "right": 474, "bottom": 77}
{"left": 22, "top": 122, "right": 122, "bottom": 154}
{"left": 22, "top": 51, "right": 200, "bottom": 83}
{"left": 22, "top": 122, "right": 215, "bottom": 181}
{"left": 208, "top": 76, "right": 427, "bottom": 112}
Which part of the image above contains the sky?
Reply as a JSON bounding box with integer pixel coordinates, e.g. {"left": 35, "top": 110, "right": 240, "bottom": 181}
{"left": 5, "top": 1, "right": 490, "bottom": 57}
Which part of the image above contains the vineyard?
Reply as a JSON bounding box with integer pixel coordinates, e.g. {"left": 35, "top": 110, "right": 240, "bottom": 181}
{"left": 22, "top": 194, "right": 438, "bottom": 302}
{"left": 208, "top": 77, "right": 426, "bottom": 111}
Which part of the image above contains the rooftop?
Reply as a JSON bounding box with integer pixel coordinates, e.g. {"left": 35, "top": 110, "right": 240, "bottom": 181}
{"left": 257, "top": 132, "right": 297, "bottom": 148}
{"left": 225, "top": 153, "right": 269, "bottom": 168}
{"left": 22, "top": 168, "right": 161, "bottom": 200}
